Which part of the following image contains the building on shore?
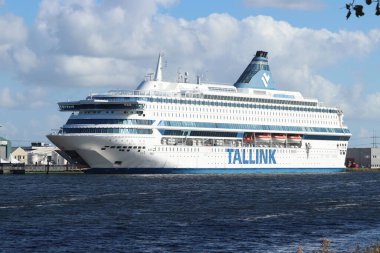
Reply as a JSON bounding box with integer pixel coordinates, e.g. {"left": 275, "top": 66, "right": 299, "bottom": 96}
{"left": 11, "top": 142, "right": 68, "bottom": 166}
{"left": 346, "top": 148, "right": 380, "bottom": 169}
{"left": 11, "top": 147, "right": 28, "bottom": 164}
{"left": 0, "top": 137, "right": 11, "bottom": 162}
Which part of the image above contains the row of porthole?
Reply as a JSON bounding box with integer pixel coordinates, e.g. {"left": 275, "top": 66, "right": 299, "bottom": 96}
{"left": 145, "top": 97, "right": 321, "bottom": 111}
{"left": 152, "top": 112, "right": 338, "bottom": 126}
{"left": 101, "top": 145, "right": 146, "bottom": 152}
{"left": 155, "top": 147, "right": 200, "bottom": 152}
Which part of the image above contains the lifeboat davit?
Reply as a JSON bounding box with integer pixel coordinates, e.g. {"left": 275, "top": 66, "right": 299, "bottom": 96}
{"left": 255, "top": 133, "right": 271, "bottom": 142}
{"left": 287, "top": 134, "right": 302, "bottom": 144}
{"left": 272, "top": 133, "right": 286, "bottom": 143}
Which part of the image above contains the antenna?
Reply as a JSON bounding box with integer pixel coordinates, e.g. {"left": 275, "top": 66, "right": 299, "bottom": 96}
{"left": 177, "top": 68, "right": 183, "bottom": 83}
{"left": 164, "top": 59, "right": 168, "bottom": 69}
{"left": 371, "top": 129, "right": 379, "bottom": 148}
{"left": 197, "top": 75, "right": 201, "bottom": 84}
{"left": 145, "top": 73, "right": 154, "bottom": 81}
{"left": 184, "top": 72, "right": 189, "bottom": 83}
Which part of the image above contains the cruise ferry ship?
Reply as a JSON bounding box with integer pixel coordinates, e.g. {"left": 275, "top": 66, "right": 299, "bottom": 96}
{"left": 47, "top": 51, "right": 351, "bottom": 174}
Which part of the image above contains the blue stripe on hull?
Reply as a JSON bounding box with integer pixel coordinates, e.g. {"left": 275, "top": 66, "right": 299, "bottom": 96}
{"left": 84, "top": 167, "right": 345, "bottom": 174}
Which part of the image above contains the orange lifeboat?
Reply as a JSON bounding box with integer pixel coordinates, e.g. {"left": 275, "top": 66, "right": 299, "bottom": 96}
{"left": 243, "top": 134, "right": 254, "bottom": 143}
{"left": 287, "top": 134, "right": 302, "bottom": 144}
{"left": 272, "top": 133, "right": 286, "bottom": 143}
{"left": 255, "top": 133, "right": 271, "bottom": 142}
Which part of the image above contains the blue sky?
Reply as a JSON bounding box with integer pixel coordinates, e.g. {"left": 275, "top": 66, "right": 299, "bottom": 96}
{"left": 0, "top": 0, "right": 379, "bottom": 147}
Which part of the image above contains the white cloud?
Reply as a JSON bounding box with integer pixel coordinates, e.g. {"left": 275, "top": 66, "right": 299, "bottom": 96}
{"left": 359, "top": 92, "right": 380, "bottom": 119}
{"left": 47, "top": 114, "right": 66, "bottom": 129}
{"left": 0, "top": 14, "right": 26, "bottom": 45}
{"left": 0, "top": 14, "right": 32, "bottom": 72}
{"left": 1, "top": 0, "right": 380, "bottom": 126}
{"left": 243, "top": 0, "right": 325, "bottom": 10}
{"left": 54, "top": 55, "right": 139, "bottom": 86}
{"left": 0, "top": 87, "right": 16, "bottom": 108}
{"left": 0, "top": 121, "right": 19, "bottom": 139}
{"left": 12, "top": 47, "right": 38, "bottom": 73}
{"left": 0, "top": 86, "right": 48, "bottom": 109}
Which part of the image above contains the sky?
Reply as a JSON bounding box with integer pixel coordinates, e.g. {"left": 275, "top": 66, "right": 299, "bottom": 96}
{"left": 0, "top": 0, "right": 379, "bottom": 147}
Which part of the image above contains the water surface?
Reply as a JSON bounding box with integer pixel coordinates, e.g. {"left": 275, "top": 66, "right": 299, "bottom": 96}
{"left": 1, "top": 172, "right": 379, "bottom": 252}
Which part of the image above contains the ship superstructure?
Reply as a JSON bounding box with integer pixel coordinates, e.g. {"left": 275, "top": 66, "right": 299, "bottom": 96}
{"left": 47, "top": 51, "right": 351, "bottom": 173}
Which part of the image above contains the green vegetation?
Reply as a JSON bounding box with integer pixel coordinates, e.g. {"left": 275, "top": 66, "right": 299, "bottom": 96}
{"left": 345, "top": 167, "right": 380, "bottom": 172}
{"left": 297, "top": 239, "right": 380, "bottom": 253}
{"left": 345, "top": 0, "right": 380, "bottom": 19}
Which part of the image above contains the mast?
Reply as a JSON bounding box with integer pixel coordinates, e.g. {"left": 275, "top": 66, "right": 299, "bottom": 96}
{"left": 154, "top": 53, "right": 163, "bottom": 81}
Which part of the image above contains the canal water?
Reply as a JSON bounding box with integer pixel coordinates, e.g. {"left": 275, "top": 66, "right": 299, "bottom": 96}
{"left": 0, "top": 172, "right": 379, "bottom": 252}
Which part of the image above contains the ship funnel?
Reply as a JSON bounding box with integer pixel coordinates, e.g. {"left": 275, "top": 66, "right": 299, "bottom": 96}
{"left": 154, "top": 53, "right": 163, "bottom": 81}
{"left": 234, "top": 51, "right": 274, "bottom": 89}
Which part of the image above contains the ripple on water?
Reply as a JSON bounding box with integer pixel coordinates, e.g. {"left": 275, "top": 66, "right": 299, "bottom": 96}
{"left": 0, "top": 172, "right": 380, "bottom": 252}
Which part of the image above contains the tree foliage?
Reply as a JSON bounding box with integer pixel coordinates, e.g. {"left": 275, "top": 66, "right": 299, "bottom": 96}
{"left": 345, "top": 0, "right": 380, "bottom": 19}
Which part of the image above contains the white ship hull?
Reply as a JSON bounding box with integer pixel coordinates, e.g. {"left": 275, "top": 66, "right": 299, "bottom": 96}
{"left": 47, "top": 134, "right": 348, "bottom": 173}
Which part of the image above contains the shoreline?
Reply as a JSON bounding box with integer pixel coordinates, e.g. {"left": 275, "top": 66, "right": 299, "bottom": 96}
{"left": 2, "top": 165, "right": 380, "bottom": 174}
{"left": 345, "top": 167, "right": 380, "bottom": 172}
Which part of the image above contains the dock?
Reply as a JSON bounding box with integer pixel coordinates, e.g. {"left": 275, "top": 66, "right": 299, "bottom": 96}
{"left": 0, "top": 165, "right": 83, "bottom": 174}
